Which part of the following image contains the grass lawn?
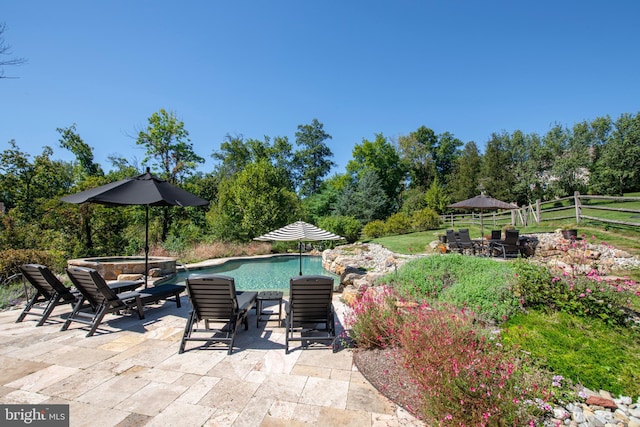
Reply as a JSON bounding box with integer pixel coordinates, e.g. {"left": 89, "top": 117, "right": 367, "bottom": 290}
{"left": 502, "top": 310, "right": 640, "bottom": 397}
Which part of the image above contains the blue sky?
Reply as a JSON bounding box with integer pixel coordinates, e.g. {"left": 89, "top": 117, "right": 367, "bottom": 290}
{"left": 2, "top": 1, "right": 639, "bottom": 175}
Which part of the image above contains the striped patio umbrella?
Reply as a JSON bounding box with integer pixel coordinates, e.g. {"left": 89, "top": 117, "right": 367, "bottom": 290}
{"left": 254, "top": 221, "right": 344, "bottom": 275}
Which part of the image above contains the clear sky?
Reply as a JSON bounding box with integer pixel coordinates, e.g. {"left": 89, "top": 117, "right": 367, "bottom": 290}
{"left": 2, "top": 1, "right": 639, "bottom": 175}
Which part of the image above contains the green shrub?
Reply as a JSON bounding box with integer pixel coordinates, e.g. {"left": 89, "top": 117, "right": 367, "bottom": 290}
{"left": 384, "top": 212, "right": 412, "bottom": 235}
{"left": 410, "top": 207, "right": 441, "bottom": 231}
{"left": 362, "top": 220, "right": 387, "bottom": 239}
{"left": 513, "top": 260, "right": 638, "bottom": 327}
{"left": 0, "top": 249, "right": 67, "bottom": 280}
{"left": 317, "top": 215, "right": 362, "bottom": 243}
{"left": 380, "top": 255, "right": 520, "bottom": 323}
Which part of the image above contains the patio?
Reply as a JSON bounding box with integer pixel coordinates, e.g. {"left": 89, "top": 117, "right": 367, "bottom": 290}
{"left": 0, "top": 294, "right": 423, "bottom": 426}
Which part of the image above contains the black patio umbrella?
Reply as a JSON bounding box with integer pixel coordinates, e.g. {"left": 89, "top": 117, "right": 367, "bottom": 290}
{"left": 61, "top": 167, "right": 209, "bottom": 286}
{"left": 254, "top": 221, "right": 344, "bottom": 275}
{"left": 448, "top": 193, "right": 518, "bottom": 243}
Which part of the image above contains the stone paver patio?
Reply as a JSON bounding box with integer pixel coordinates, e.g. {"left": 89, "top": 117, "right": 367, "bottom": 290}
{"left": 0, "top": 294, "right": 424, "bottom": 426}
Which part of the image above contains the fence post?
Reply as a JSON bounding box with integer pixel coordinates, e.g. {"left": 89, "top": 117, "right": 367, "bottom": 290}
{"left": 574, "top": 191, "right": 581, "bottom": 224}
{"left": 536, "top": 200, "right": 541, "bottom": 224}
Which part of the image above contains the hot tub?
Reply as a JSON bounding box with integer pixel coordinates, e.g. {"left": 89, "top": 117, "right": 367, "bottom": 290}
{"left": 67, "top": 256, "right": 177, "bottom": 281}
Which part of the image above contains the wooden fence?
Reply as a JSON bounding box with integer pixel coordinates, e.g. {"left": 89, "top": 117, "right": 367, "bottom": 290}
{"left": 443, "top": 192, "right": 640, "bottom": 230}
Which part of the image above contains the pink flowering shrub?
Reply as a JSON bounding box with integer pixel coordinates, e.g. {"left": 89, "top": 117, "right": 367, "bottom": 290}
{"left": 346, "top": 286, "right": 553, "bottom": 425}
{"left": 396, "top": 303, "right": 550, "bottom": 425}
{"left": 344, "top": 285, "right": 405, "bottom": 349}
{"left": 512, "top": 259, "right": 638, "bottom": 326}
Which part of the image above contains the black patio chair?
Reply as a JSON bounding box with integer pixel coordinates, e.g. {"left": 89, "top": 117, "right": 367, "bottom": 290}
{"left": 64, "top": 266, "right": 185, "bottom": 337}
{"left": 180, "top": 274, "right": 257, "bottom": 355}
{"left": 16, "top": 264, "right": 78, "bottom": 326}
{"left": 457, "top": 229, "right": 478, "bottom": 255}
{"left": 285, "top": 275, "right": 336, "bottom": 354}
{"left": 446, "top": 229, "right": 462, "bottom": 253}
{"left": 490, "top": 229, "right": 520, "bottom": 259}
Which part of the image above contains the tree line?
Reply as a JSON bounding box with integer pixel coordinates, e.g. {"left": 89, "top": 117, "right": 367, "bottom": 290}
{"left": 1, "top": 108, "right": 639, "bottom": 262}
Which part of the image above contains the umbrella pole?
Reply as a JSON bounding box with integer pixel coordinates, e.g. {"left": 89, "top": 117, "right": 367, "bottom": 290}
{"left": 480, "top": 210, "right": 486, "bottom": 256}
{"left": 299, "top": 241, "right": 302, "bottom": 276}
{"left": 144, "top": 205, "right": 149, "bottom": 288}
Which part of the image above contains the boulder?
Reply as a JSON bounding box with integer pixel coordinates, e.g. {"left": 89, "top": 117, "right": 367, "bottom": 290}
{"left": 148, "top": 268, "right": 163, "bottom": 277}
{"left": 586, "top": 396, "right": 617, "bottom": 410}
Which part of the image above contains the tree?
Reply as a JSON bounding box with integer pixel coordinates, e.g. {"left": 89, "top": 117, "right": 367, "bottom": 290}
{"left": 0, "top": 140, "right": 33, "bottom": 211}
{"left": 0, "top": 141, "right": 75, "bottom": 252}
{"left": 424, "top": 177, "right": 450, "bottom": 214}
{"left": 399, "top": 187, "right": 428, "bottom": 215}
{"left": 449, "top": 141, "right": 482, "bottom": 202}
{"left": 211, "top": 134, "right": 295, "bottom": 189}
{"left": 505, "top": 130, "right": 547, "bottom": 204}
{"left": 57, "top": 124, "right": 103, "bottom": 177}
{"left": 435, "top": 132, "right": 463, "bottom": 185}
{"left": 335, "top": 169, "right": 389, "bottom": 224}
{"left": 478, "top": 132, "right": 516, "bottom": 202}
{"left": 590, "top": 113, "right": 640, "bottom": 195}
{"left": 136, "top": 109, "right": 204, "bottom": 241}
{"left": 398, "top": 126, "right": 437, "bottom": 189}
{"left": 347, "top": 133, "right": 407, "bottom": 213}
{"left": 292, "top": 119, "right": 335, "bottom": 197}
{"left": 0, "top": 23, "right": 27, "bottom": 79}
{"left": 207, "top": 160, "right": 300, "bottom": 241}
{"left": 544, "top": 124, "right": 590, "bottom": 198}
{"left": 301, "top": 173, "right": 349, "bottom": 222}
{"left": 398, "top": 126, "right": 462, "bottom": 189}
{"left": 136, "top": 109, "right": 204, "bottom": 184}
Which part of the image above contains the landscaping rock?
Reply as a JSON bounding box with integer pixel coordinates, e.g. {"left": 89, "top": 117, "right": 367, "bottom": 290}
{"left": 322, "top": 243, "right": 423, "bottom": 290}
{"left": 529, "top": 232, "right": 640, "bottom": 276}
{"left": 587, "top": 396, "right": 618, "bottom": 410}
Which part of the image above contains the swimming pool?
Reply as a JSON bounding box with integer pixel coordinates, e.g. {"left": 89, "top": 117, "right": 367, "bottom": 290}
{"left": 169, "top": 255, "right": 339, "bottom": 292}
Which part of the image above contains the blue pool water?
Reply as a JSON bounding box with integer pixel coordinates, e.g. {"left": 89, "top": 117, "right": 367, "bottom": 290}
{"left": 169, "top": 255, "right": 338, "bottom": 292}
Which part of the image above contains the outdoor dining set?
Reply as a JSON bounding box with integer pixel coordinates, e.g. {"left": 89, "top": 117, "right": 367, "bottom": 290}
{"left": 445, "top": 228, "right": 538, "bottom": 258}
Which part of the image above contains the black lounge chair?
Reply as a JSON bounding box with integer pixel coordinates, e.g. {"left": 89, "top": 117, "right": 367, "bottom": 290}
{"left": 180, "top": 274, "right": 257, "bottom": 355}
{"left": 457, "top": 229, "right": 477, "bottom": 255}
{"left": 285, "top": 275, "right": 336, "bottom": 354}
{"left": 64, "top": 266, "right": 185, "bottom": 337}
{"left": 490, "top": 229, "right": 520, "bottom": 259}
{"left": 446, "top": 229, "right": 462, "bottom": 253}
{"left": 16, "top": 264, "right": 78, "bottom": 326}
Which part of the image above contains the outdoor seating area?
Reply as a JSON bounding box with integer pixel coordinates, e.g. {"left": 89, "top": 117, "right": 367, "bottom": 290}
{"left": 12, "top": 266, "right": 342, "bottom": 356}
{"left": 0, "top": 269, "right": 421, "bottom": 426}
{"left": 445, "top": 228, "right": 538, "bottom": 258}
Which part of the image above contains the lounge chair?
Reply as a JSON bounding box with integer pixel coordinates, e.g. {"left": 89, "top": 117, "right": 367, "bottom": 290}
{"left": 16, "top": 264, "right": 78, "bottom": 326}
{"left": 64, "top": 266, "right": 185, "bottom": 337}
{"left": 490, "top": 229, "right": 520, "bottom": 259}
{"left": 285, "top": 275, "right": 336, "bottom": 354}
{"left": 457, "top": 229, "right": 477, "bottom": 255}
{"left": 446, "top": 229, "right": 462, "bottom": 253}
{"left": 179, "top": 274, "right": 257, "bottom": 355}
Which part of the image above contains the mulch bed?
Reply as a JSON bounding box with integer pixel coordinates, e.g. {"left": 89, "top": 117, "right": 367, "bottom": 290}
{"left": 352, "top": 347, "right": 425, "bottom": 420}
